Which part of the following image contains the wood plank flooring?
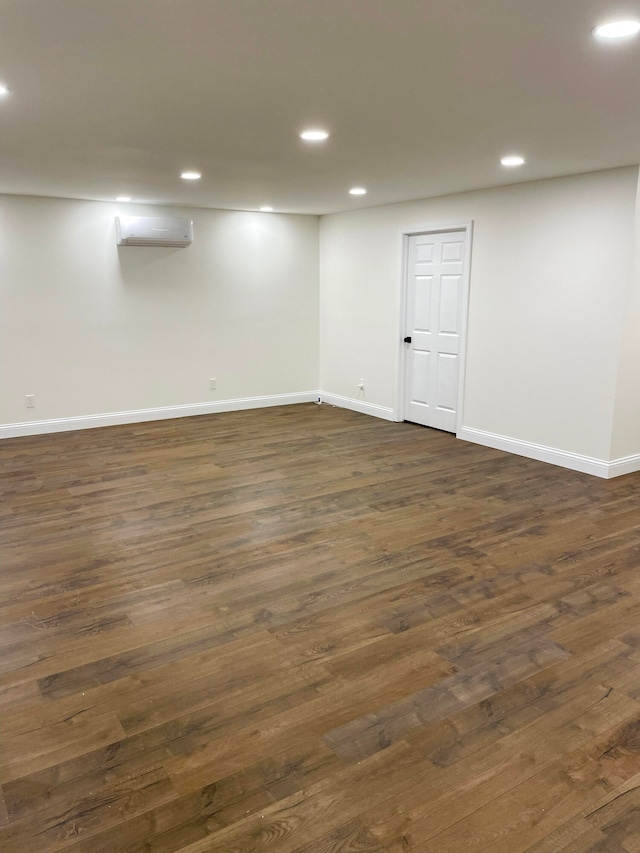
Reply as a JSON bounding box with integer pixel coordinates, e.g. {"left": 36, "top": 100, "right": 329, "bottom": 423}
{"left": 1, "top": 403, "right": 639, "bottom": 853}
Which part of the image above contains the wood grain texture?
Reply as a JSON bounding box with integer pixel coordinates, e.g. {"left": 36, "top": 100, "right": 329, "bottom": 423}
{"left": 0, "top": 403, "right": 639, "bottom": 852}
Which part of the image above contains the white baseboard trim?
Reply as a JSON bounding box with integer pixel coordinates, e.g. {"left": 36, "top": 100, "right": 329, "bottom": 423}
{"left": 4, "top": 400, "right": 638, "bottom": 479}
{"left": 608, "top": 454, "right": 640, "bottom": 478}
{"left": 319, "top": 392, "right": 395, "bottom": 422}
{"left": 458, "top": 426, "right": 640, "bottom": 479}
{"left": 0, "top": 392, "right": 318, "bottom": 439}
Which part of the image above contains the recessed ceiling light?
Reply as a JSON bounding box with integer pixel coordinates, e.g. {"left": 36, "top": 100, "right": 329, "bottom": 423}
{"left": 260, "top": 206, "right": 274, "bottom": 212}
{"left": 0, "top": 84, "right": 10, "bottom": 96}
{"left": 116, "top": 196, "right": 132, "bottom": 202}
{"left": 594, "top": 20, "right": 640, "bottom": 39}
{"left": 300, "top": 129, "right": 330, "bottom": 141}
{"left": 181, "top": 171, "right": 202, "bottom": 180}
{"left": 349, "top": 187, "right": 367, "bottom": 195}
{"left": 500, "top": 155, "right": 526, "bottom": 167}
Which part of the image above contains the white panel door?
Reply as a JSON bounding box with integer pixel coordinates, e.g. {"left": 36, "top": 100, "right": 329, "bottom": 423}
{"left": 403, "top": 231, "right": 466, "bottom": 432}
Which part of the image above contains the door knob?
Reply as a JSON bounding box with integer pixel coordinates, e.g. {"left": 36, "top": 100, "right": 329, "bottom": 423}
{"left": 403, "top": 336, "right": 412, "bottom": 343}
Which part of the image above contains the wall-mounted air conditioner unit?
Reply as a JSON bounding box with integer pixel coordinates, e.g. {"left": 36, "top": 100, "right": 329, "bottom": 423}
{"left": 115, "top": 216, "right": 193, "bottom": 248}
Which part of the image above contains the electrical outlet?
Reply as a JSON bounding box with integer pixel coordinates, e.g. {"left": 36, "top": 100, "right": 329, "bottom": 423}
{"left": 209, "top": 377, "right": 217, "bottom": 391}
{"left": 25, "top": 394, "right": 35, "bottom": 408}
{"left": 357, "top": 378, "right": 365, "bottom": 390}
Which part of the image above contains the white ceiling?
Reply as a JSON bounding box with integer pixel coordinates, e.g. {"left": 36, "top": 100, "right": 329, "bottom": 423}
{"left": 1, "top": 0, "right": 639, "bottom": 214}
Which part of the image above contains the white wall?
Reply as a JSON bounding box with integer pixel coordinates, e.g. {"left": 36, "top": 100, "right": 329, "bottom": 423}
{"left": 319, "top": 167, "right": 638, "bottom": 463}
{"left": 2, "top": 169, "right": 637, "bottom": 471}
{"left": 0, "top": 196, "right": 319, "bottom": 426}
{"left": 611, "top": 169, "right": 640, "bottom": 461}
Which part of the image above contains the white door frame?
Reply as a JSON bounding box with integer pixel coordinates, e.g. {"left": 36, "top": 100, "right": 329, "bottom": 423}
{"left": 394, "top": 220, "right": 474, "bottom": 436}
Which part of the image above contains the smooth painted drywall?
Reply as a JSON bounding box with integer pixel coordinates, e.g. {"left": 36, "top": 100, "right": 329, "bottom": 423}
{"left": 611, "top": 169, "right": 640, "bottom": 460}
{"left": 0, "top": 197, "right": 319, "bottom": 424}
{"left": 319, "top": 167, "right": 638, "bottom": 461}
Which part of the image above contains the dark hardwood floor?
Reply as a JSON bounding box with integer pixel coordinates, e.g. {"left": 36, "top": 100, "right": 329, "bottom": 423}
{"left": 0, "top": 403, "right": 639, "bottom": 853}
